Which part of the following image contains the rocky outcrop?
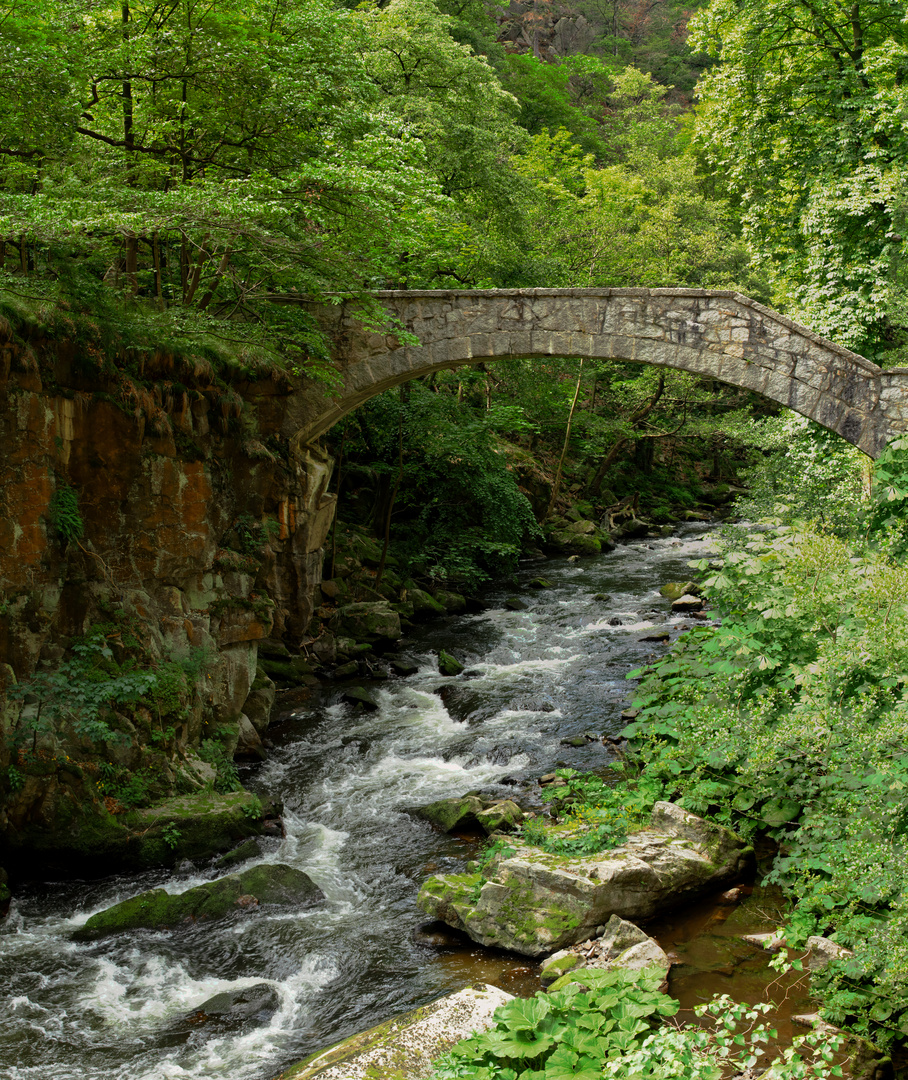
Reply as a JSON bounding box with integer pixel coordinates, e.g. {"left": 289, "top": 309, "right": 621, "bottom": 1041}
{"left": 0, "top": 329, "right": 334, "bottom": 871}
{"left": 275, "top": 984, "right": 513, "bottom": 1080}
{"left": 73, "top": 862, "right": 323, "bottom": 940}
{"left": 417, "top": 802, "right": 752, "bottom": 957}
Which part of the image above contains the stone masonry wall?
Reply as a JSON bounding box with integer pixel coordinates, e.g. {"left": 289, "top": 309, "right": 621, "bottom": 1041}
{"left": 283, "top": 288, "right": 908, "bottom": 457}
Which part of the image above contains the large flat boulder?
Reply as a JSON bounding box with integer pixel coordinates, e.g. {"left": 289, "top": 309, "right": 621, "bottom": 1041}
{"left": 74, "top": 863, "right": 323, "bottom": 940}
{"left": 417, "top": 802, "right": 752, "bottom": 957}
{"left": 274, "top": 984, "right": 513, "bottom": 1079}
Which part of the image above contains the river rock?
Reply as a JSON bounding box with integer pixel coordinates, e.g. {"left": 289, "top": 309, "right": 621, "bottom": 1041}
{"left": 340, "top": 686, "right": 380, "bottom": 711}
{"left": 475, "top": 800, "right": 524, "bottom": 834}
{"left": 336, "top": 602, "right": 401, "bottom": 644}
{"left": 173, "top": 983, "right": 281, "bottom": 1041}
{"left": 410, "top": 796, "right": 485, "bottom": 833}
{"left": 416, "top": 802, "right": 752, "bottom": 957}
{"left": 437, "top": 650, "right": 464, "bottom": 677}
{"left": 671, "top": 594, "right": 704, "bottom": 613}
{"left": 0, "top": 866, "right": 9, "bottom": 917}
{"left": 408, "top": 588, "right": 446, "bottom": 619}
{"left": 73, "top": 863, "right": 324, "bottom": 940}
{"left": 234, "top": 713, "right": 267, "bottom": 761}
{"left": 542, "top": 917, "right": 670, "bottom": 992}
{"left": 214, "top": 838, "right": 264, "bottom": 870}
{"left": 390, "top": 657, "right": 420, "bottom": 676}
{"left": 276, "top": 984, "right": 513, "bottom": 1079}
{"left": 435, "top": 590, "right": 467, "bottom": 613}
{"left": 660, "top": 581, "right": 700, "bottom": 601}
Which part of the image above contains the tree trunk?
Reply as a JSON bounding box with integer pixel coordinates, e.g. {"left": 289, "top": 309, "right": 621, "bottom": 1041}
{"left": 546, "top": 360, "right": 584, "bottom": 517}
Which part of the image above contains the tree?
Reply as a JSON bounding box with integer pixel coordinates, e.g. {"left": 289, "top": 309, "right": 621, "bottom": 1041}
{"left": 690, "top": 0, "right": 908, "bottom": 359}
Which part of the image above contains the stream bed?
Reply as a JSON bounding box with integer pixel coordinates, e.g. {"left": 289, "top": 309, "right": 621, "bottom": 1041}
{"left": 0, "top": 528, "right": 812, "bottom": 1080}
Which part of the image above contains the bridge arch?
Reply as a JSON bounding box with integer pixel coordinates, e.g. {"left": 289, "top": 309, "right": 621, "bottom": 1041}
{"left": 285, "top": 288, "right": 908, "bottom": 458}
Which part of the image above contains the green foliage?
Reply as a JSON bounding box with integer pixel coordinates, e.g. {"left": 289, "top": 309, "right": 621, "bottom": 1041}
{"left": 433, "top": 968, "right": 678, "bottom": 1078}
{"left": 48, "top": 484, "right": 83, "bottom": 545}
{"left": 690, "top": 0, "right": 908, "bottom": 359}
{"left": 161, "top": 822, "right": 182, "bottom": 850}
{"left": 433, "top": 971, "right": 843, "bottom": 1079}
{"left": 731, "top": 415, "right": 867, "bottom": 535}
{"left": 336, "top": 384, "right": 540, "bottom": 588}
{"left": 199, "top": 732, "right": 241, "bottom": 794}
{"left": 620, "top": 501, "right": 908, "bottom": 1049}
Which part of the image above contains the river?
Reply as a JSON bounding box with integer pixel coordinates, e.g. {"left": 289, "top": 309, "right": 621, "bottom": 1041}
{"left": 1, "top": 528, "right": 803, "bottom": 1080}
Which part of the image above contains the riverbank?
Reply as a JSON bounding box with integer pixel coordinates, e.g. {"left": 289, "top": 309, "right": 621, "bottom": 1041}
{"left": 0, "top": 529, "right": 723, "bottom": 1080}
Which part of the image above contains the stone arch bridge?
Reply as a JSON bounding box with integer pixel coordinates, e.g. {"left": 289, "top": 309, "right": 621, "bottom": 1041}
{"left": 284, "top": 288, "right": 908, "bottom": 457}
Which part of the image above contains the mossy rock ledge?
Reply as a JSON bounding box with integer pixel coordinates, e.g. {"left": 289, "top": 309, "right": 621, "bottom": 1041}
{"left": 417, "top": 801, "right": 753, "bottom": 957}
{"left": 273, "top": 983, "right": 513, "bottom": 1080}
{"left": 73, "top": 862, "right": 323, "bottom": 941}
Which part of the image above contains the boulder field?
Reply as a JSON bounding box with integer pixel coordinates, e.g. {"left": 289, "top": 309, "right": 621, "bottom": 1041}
{"left": 417, "top": 802, "right": 753, "bottom": 957}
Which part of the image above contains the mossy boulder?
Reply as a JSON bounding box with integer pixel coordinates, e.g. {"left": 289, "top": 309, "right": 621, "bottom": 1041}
{"left": 74, "top": 862, "right": 323, "bottom": 940}
{"left": 437, "top": 650, "right": 464, "bottom": 677}
{"left": 336, "top": 602, "right": 401, "bottom": 645}
{"left": 435, "top": 590, "right": 467, "bottom": 614}
{"left": 171, "top": 983, "right": 281, "bottom": 1041}
{"left": 275, "top": 984, "right": 513, "bottom": 1080}
{"left": 128, "top": 790, "right": 268, "bottom": 865}
{"left": 475, "top": 800, "right": 524, "bottom": 834}
{"left": 410, "top": 795, "right": 485, "bottom": 833}
{"left": 660, "top": 581, "right": 700, "bottom": 601}
{"left": 417, "top": 802, "right": 752, "bottom": 957}
{"left": 408, "top": 589, "right": 446, "bottom": 619}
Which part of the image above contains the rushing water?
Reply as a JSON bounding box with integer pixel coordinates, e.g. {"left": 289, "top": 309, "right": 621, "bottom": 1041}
{"left": 1, "top": 528, "right": 763, "bottom": 1080}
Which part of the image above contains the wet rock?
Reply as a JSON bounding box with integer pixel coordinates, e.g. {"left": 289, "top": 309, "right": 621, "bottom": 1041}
{"left": 409, "top": 795, "right": 485, "bottom": 833}
{"left": 671, "top": 594, "right": 704, "bottom": 613}
{"left": 475, "top": 800, "right": 524, "bottom": 834}
{"left": 436, "top": 685, "right": 498, "bottom": 724}
{"left": 620, "top": 708, "right": 639, "bottom": 722}
{"left": 408, "top": 588, "right": 446, "bottom": 619}
{"left": 437, "top": 650, "right": 464, "bottom": 677}
{"left": 0, "top": 867, "right": 10, "bottom": 918}
{"left": 214, "top": 838, "right": 263, "bottom": 870}
{"left": 608, "top": 617, "right": 623, "bottom": 626}
{"left": 529, "top": 578, "right": 554, "bottom": 589}
{"left": 74, "top": 863, "right": 324, "bottom": 940}
{"left": 417, "top": 802, "right": 753, "bottom": 957}
{"left": 341, "top": 735, "right": 372, "bottom": 753}
{"left": 174, "top": 983, "right": 281, "bottom": 1040}
{"left": 340, "top": 687, "right": 380, "bottom": 711}
{"left": 390, "top": 658, "right": 420, "bottom": 676}
{"left": 283, "top": 984, "right": 513, "bottom": 1080}
{"left": 505, "top": 597, "right": 528, "bottom": 611}
{"left": 660, "top": 581, "right": 701, "bottom": 601}
{"left": 592, "top": 593, "right": 612, "bottom": 602}
{"left": 331, "top": 660, "right": 359, "bottom": 679}
{"left": 560, "top": 734, "right": 593, "bottom": 747}
{"left": 243, "top": 665, "right": 276, "bottom": 735}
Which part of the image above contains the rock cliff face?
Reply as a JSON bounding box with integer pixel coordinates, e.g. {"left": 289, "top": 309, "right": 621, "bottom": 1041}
{"left": 0, "top": 325, "right": 334, "bottom": 871}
